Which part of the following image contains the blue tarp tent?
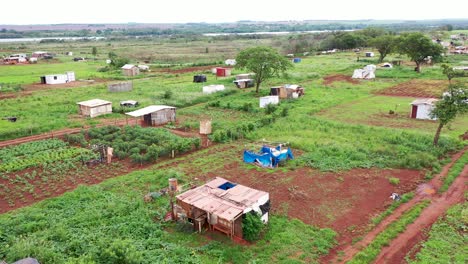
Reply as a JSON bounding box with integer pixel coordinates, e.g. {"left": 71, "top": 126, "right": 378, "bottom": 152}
{"left": 243, "top": 145, "right": 294, "bottom": 167}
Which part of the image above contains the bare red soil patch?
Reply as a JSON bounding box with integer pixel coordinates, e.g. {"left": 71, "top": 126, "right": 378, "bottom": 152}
{"left": 375, "top": 79, "right": 448, "bottom": 98}
{"left": 323, "top": 74, "right": 360, "bottom": 86}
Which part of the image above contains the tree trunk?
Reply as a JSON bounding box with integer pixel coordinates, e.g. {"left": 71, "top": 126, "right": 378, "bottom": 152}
{"left": 433, "top": 122, "right": 444, "bottom": 146}
{"left": 255, "top": 81, "right": 261, "bottom": 94}
{"left": 378, "top": 53, "right": 385, "bottom": 63}
{"left": 415, "top": 62, "right": 421, "bottom": 73}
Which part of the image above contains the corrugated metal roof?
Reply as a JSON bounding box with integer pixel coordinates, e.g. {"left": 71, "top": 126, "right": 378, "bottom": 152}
{"left": 121, "top": 64, "right": 136, "bottom": 69}
{"left": 77, "top": 99, "right": 112, "bottom": 107}
{"left": 176, "top": 177, "right": 268, "bottom": 221}
{"left": 410, "top": 98, "right": 438, "bottom": 105}
{"left": 125, "top": 105, "right": 176, "bottom": 117}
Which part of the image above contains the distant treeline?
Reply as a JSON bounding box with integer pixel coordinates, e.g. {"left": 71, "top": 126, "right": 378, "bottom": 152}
{"left": 1, "top": 19, "right": 468, "bottom": 39}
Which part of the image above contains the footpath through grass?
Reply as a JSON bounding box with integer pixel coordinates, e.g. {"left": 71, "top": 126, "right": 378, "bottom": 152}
{"left": 347, "top": 200, "right": 430, "bottom": 264}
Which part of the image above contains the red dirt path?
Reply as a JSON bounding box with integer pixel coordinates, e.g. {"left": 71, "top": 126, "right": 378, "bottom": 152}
{"left": 326, "top": 147, "right": 467, "bottom": 263}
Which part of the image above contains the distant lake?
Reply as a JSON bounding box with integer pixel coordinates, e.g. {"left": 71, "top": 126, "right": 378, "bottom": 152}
{"left": 0, "top": 36, "right": 105, "bottom": 43}
{"left": 203, "top": 29, "right": 355, "bottom": 36}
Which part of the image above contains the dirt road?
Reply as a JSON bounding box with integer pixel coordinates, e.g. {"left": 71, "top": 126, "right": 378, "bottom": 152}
{"left": 328, "top": 147, "right": 467, "bottom": 263}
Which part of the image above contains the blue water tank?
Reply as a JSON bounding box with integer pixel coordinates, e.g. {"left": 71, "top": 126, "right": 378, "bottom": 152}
{"left": 293, "top": 58, "right": 301, "bottom": 63}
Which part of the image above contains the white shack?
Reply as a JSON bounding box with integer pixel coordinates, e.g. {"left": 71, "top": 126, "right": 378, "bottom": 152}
{"left": 203, "top": 84, "right": 225, "bottom": 94}
{"left": 410, "top": 98, "right": 438, "bottom": 120}
{"left": 259, "top": 96, "right": 279, "bottom": 108}
{"left": 77, "top": 99, "right": 112, "bottom": 118}
{"left": 126, "top": 105, "right": 176, "bottom": 126}
{"left": 40, "top": 72, "right": 75, "bottom": 84}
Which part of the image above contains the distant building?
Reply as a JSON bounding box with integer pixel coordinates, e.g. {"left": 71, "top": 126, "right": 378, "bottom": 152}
{"left": 77, "top": 99, "right": 112, "bottom": 118}
{"left": 121, "top": 64, "right": 139, "bottom": 76}
{"left": 40, "top": 72, "right": 75, "bottom": 84}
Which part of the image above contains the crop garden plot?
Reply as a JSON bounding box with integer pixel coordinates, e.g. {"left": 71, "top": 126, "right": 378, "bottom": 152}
{"left": 0, "top": 126, "right": 200, "bottom": 213}
{"left": 317, "top": 95, "right": 468, "bottom": 138}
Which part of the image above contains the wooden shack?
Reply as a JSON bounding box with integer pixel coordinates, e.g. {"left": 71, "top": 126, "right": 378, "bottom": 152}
{"left": 270, "top": 86, "right": 287, "bottom": 99}
{"left": 175, "top": 177, "right": 270, "bottom": 239}
{"left": 77, "top": 99, "right": 112, "bottom": 118}
{"left": 126, "top": 105, "right": 176, "bottom": 126}
{"left": 121, "top": 64, "right": 140, "bottom": 76}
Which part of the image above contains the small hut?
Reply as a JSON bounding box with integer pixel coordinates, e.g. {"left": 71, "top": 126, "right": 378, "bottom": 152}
{"left": 216, "top": 67, "right": 232, "bottom": 77}
{"left": 233, "top": 79, "right": 254, "bottom": 89}
{"left": 126, "top": 105, "right": 176, "bottom": 126}
{"left": 175, "top": 177, "right": 270, "bottom": 239}
{"left": 193, "top": 74, "right": 207, "bottom": 83}
{"left": 121, "top": 64, "right": 139, "bottom": 76}
{"left": 40, "top": 72, "right": 75, "bottom": 84}
{"left": 259, "top": 96, "right": 279, "bottom": 108}
{"left": 77, "top": 99, "right": 112, "bottom": 118}
{"left": 270, "top": 86, "right": 287, "bottom": 99}
{"left": 410, "top": 98, "right": 438, "bottom": 120}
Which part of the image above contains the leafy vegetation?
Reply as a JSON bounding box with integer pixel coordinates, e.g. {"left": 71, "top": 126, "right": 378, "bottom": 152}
{"left": 409, "top": 203, "right": 467, "bottom": 264}
{"left": 242, "top": 212, "right": 265, "bottom": 242}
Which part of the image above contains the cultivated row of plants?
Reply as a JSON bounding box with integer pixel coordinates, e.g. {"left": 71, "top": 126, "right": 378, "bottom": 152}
{"left": 65, "top": 125, "right": 200, "bottom": 164}
{"left": 439, "top": 151, "right": 468, "bottom": 192}
{"left": 0, "top": 139, "right": 96, "bottom": 173}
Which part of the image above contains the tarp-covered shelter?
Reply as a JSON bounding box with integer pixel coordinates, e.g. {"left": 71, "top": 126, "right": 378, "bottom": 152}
{"left": 120, "top": 100, "right": 138, "bottom": 107}
{"left": 193, "top": 74, "right": 207, "bottom": 83}
{"left": 77, "top": 99, "right": 112, "bottom": 118}
{"left": 243, "top": 145, "right": 294, "bottom": 168}
{"left": 175, "top": 177, "right": 270, "bottom": 239}
{"left": 352, "top": 65, "right": 376, "bottom": 79}
{"left": 284, "top": 84, "right": 305, "bottom": 98}
{"left": 126, "top": 105, "right": 176, "bottom": 126}
{"left": 203, "top": 84, "right": 225, "bottom": 94}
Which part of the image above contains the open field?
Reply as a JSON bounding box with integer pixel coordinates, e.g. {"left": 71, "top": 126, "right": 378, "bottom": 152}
{"left": 0, "top": 35, "right": 467, "bottom": 264}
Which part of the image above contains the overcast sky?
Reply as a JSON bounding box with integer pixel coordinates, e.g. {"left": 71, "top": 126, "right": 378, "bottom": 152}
{"left": 2, "top": 0, "right": 468, "bottom": 24}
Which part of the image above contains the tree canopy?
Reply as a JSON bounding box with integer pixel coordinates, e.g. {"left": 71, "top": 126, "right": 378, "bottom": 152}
{"left": 430, "top": 83, "right": 468, "bottom": 145}
{"left": 369, "top": 35, "right": 396, "bottom": 63}
{"left": 396, "top": 32, "right": 444, "bottom": 73}
{"left": 236, "top": 46, "right": 292, "bottom": 94}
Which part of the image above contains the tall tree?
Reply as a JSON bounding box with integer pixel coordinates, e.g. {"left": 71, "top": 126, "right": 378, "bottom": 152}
{"left": 441, "top": 64, "right": 468, "bottom": 84}
{"left": 430, "top": 83, "right": 468, "bottom": 145}
{"left": 91, "top": 46, "right": 98, "bottom": 60}
{"left": 236, "top": 46, "right": 292, "bottom": 94}
{"left": 396, "top": 33, "right": 444, "bottom": 73}
{"left": 369, "top": 35, "right": 396, "bottom": 63}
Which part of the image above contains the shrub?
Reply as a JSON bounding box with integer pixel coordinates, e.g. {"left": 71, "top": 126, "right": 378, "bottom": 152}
{"left": 264, "top": 104, "right": 278, "bottom": 115}
{"left": 242, "top": 212, "right": 265, "bottom": 242}
{"left": 389, "top": 177, "right": 400, "bottom": 185}
{"left": 162, "top": 90, "right": 173, "bottom": 99}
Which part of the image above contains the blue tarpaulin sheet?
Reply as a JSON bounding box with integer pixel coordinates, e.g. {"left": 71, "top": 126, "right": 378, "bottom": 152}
{"left": 243, "top": 145, "right": 294, "bottom": 167}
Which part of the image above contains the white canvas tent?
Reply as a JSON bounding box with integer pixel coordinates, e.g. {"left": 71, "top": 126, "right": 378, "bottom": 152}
{"left": 352, "top": 64, "right": 376, "bottom": 79}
